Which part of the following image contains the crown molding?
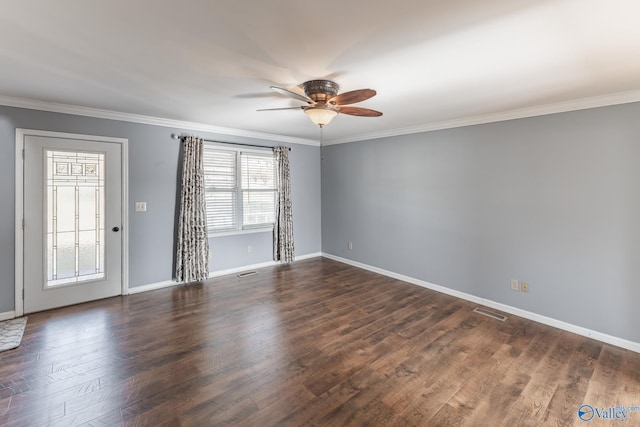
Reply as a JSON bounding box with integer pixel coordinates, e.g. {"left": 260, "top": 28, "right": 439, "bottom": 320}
{"left": 3, "top": 89, "right": 640, "bottom": 148}
{"left": 0, "top": 95, "right": 320, "bottom": 147}
{"left": 324, "top": 89, "right": 640, "bottom": 145}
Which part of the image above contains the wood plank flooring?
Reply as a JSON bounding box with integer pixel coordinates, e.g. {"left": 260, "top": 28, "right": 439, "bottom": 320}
{"left": 1, "top": 257, "right": 639, "bottom": 426}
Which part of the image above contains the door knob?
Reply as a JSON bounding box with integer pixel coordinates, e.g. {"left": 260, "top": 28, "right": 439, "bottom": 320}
{"left": 112, "top": 226, "right": 120, "bottom": 232}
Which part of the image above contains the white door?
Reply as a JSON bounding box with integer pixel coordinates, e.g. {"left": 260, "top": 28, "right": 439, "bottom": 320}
{"left": 23, "top": 135, "right": 123, "bottom": 313}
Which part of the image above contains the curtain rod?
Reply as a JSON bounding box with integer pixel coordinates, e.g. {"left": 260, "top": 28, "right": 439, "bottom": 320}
{"left": 171, "top": 134, "right": 290, "bottom": 151}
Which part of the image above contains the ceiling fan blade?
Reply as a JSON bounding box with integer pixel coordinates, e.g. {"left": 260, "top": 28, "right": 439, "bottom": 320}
{"left": 270, "top": 86, "right": 313, "bottom": 103}
{"left": 329, "top": 89, "right": 376, "bottom": 106}
{"left": 257, "top": 106, "right": 305, "bottom": 111}
{"left": 339, "top": 106, "right": 383, "bottom": 117}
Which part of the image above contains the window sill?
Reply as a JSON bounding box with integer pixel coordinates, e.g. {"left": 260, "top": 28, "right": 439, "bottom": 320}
{"left": 209, "top": 227, "right": 273, "bottom": 238}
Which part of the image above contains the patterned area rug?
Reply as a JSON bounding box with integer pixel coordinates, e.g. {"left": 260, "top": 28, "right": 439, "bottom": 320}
{"left": 0, "top": 317, "right": 27, "bottom": 352}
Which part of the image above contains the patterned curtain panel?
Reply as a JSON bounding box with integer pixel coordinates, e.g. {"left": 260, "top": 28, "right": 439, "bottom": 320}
{"left": 176, "top": 136, "right": 210, "bottom": 282}
{"left": 273, "top": 146, "right": 295, "bottom": 263}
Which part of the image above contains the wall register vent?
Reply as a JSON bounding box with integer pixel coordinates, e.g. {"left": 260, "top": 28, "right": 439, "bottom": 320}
{"left": 237, "top": 271, "right": 259, "bottom": 278}
{"left": 473, "top": 307, "right": 507, "bottom": 322}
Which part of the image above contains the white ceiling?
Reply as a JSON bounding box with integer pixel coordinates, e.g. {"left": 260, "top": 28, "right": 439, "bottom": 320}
{"left": 2, "top": 0, "right": 640, "bottom": 144}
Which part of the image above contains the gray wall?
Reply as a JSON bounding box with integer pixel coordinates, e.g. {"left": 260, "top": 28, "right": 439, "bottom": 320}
{"left": 4, "top": 99, "right": 639, "bottom": 344}
{"left": 322, "top": 102, "right": 640, "bottom": 343}
{"left": 0, "top": 105, "right": 321, "bottom": 313}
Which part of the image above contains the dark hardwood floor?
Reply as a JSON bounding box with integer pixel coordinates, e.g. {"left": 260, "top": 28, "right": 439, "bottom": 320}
{"left": 1, "top": 257, "right": 639, "bottom": 426}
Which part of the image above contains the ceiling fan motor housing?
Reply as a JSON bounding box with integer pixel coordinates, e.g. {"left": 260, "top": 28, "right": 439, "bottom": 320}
{"left": 302, "top": 80, "right": 339, "bottom": 103}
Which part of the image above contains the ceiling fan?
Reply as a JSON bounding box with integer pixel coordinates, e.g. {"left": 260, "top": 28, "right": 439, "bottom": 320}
{"left": 258, "top": 79, "right": 382, "bottom": 127}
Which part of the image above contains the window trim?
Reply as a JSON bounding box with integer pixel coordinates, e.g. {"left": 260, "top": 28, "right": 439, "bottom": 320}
{"left": 204, "top": 143, "right": 276, "bottom": 237}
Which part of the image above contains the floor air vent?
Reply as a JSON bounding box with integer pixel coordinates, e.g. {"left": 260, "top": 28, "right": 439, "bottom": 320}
{"left": 237, "top": 271, "right": 258, "bottom": 278}
{"left": 473, "top": 307, "right": 507, "bottom": 322}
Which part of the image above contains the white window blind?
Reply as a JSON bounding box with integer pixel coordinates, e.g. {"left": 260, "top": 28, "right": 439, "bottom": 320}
{"left": 203, "top": 145, "right": 276, "bottom": 234}
{"left": 241, "top": 153, "right": 275, "bottom": 227}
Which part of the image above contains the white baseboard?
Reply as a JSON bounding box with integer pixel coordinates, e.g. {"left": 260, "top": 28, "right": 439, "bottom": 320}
{"left": 0, "top": 311, "right": 16, "bottom": 321}
{"left": 127, "top": 280, "right": 179, "bottom": 295}
{"left": 291, "top": 252, "right": 323, "bottom": 261}
{"left": 321, "top": 252, "right": 640, "bottom": 354}
{"left": 208, "top": 252, "right": 322, "bottom": 278}
{"left": 127, "top": 252, "right": 323, "bottom": 295}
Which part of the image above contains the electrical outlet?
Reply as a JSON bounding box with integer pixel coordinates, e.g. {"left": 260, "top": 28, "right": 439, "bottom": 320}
{"left": 247, "top": 246, "right": 253, "bottom": 254}
{"left": 521, "top": 281, "right": 529, "bottom": 293}
{"left": 510, "top": 279, "right": 519, "bottom": 291}
{"left": 348, "top": 241, "right": 353, "bottom": 250}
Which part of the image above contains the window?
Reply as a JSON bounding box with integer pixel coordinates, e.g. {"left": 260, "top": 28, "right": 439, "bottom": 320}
{"left": 203, "top": 145, "right": 276, "bottom": 234}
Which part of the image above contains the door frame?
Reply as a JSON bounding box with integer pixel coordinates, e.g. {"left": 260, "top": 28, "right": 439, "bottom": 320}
{"left": 15, "top": 128, "right": 129, "bottom": 316}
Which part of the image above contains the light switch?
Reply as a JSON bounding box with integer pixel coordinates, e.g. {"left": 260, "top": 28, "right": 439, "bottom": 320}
{"left": 135, "top": 202, "right": 147, "bottom": 212}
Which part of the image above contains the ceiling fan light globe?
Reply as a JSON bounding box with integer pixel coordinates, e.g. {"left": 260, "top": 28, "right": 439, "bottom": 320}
{"left": 304, "top": 107, "right": 338, "bottom": 127}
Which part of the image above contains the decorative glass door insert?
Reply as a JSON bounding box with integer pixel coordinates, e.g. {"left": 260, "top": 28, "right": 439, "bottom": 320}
{"left": 46, "top": 150, "right": 105, "bottom": 287}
